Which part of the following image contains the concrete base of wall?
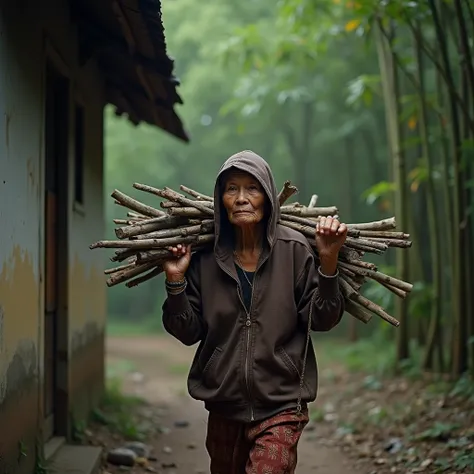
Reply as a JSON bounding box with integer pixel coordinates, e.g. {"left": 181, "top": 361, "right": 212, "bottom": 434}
{"left": 49, "top": 443, "right": 102, "bottom": 474}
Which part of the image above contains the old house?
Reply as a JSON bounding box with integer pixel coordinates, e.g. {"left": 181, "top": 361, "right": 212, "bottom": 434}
{"left": 0, "top": 0, "right": 187, "bottom": 473}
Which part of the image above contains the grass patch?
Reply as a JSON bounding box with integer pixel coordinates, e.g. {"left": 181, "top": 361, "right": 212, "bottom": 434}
{"left": 314, "top": 335, "right": 424, "bottom": 378}
{"left": 91, "top": 377, "right": 148, "bottom": 441}
{"left": 166, "top": 363, "right": 189, "bottom": 375}
{"left": 106, "top": 358, "right": 136, "bottom": 378}
{"left": 106, "top": 318, "right": 165, "bottom": 336}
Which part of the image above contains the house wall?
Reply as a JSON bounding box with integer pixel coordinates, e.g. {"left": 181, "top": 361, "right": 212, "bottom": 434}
{"left": 0, "top": 1, "right": 106, "bottom": 472}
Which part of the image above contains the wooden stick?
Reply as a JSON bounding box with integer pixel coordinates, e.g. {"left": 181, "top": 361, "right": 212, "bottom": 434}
{"left": 104, "top": 261, "right": 136, "bottom": 275}
{"left": 281, "top": 205, "right": 338, "bottom": 217}
{"left": 91, "top": 233, "right": 214, "bottom": 250}
{"left": 161, "top": 200, "right": 213, "bottom": 209}
{"left": 339, "top": 257, "right": 377, "bottom": 271}
{"left": 106, "top": 261, "right": 158, "bottom": 287}
{"left": 376, "top": 238, "right": 413, "bottom": 249}
{"left": 358, "top": 230, "right": 410, "bottom": 239}
{"left": 168, "top": 207, "right": 209, "bottom": 218}
{"left": 134, "top": 221, "right": 214, "bottom": 240}
{"left": 179, "top": 185, "right": 213, "bottom": 201}
{"left": 345, "top": 236, "right": 389, "bottom": 251}
{"left": 126, "top": 265, "right": 164, "bottom": 288}
{"left": 338, "top": 261, "right": 413, "bottom": 292}
{"left": 347, "top": 217, "right": 396, "bottom": 231}
{"left": 278, "top": 181, "right": 299, "bottom": 205}
{"left": 115, "top": 216, "right": 189, "bottom": 239}
{"left": 344, "top": 300, "right": 373, "bottom": 324}
{"left": 133, "top": 183, "right": 214, "bottom": 216}
{"left": 110, "top": 248, "right": 138, "bottom": 262}
{"left": 308, "top": 195, "right": 318, "bottom": 208}
{"left": 380, "top": 280, "right": 408, "bottom": 298}
{"left": 352, "top": 293, "right": 400, "bottom": 327}
{"left": 111, "top": 189, "right": 164, "bottom": 217}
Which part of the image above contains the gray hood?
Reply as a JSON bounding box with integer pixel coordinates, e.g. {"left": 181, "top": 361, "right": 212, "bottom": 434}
{"left": 213, "top": 150, "right": 279, "bottom": 259}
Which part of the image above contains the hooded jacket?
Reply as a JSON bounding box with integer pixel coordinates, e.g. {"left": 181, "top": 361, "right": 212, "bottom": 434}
{"left": 162, "top": 150, "right": 344, "bottom": 423}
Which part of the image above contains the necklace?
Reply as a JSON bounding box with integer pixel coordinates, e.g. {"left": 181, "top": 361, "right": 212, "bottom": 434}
{"left": 233, "top": 250, "right": 259, "bottom": 288}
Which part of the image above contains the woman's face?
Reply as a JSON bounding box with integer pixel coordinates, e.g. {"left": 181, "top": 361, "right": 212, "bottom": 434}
{"left": 222, "top": 171, "right": 266, "bottom": 228}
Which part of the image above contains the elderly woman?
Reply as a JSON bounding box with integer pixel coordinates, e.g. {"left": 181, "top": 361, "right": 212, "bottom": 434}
{"left": 162, "top": 150, "right": 347, "bottom": 474}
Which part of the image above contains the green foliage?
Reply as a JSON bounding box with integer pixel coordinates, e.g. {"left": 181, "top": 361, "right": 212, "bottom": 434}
{"left": 92, "top": 377, "right": 147, "bottom": 441}
{"left": 105, "top": 0, "right": 394, "bottom": 326}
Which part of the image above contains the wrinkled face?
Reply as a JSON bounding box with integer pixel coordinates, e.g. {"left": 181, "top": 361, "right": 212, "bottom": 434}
{"left": 222, "top": 170, "right": 266, "bottom": 228}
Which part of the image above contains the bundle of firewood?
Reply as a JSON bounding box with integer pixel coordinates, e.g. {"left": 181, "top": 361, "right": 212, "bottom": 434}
{"left": 90, "top": 181, "right": 413, "bottom": 327}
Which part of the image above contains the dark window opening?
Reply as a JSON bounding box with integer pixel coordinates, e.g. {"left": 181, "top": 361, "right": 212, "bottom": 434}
{"left": 74, "top": 105, "right": 85, "bottom": 204}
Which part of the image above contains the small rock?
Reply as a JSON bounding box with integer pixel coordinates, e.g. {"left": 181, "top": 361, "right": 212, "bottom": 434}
{"left": 187, "top": 443, "right": 196, "bottom": 449}
{"left": 420, "top": 459, "right": 433, "bottom": 468}
{"left": 136, "top": 457, "right": 149, "bottom": 468}
{"left": 323, "top": 413, "right": 338, "bottom": 422}
{"left": 131, "top": 371, "right": 145, "bottom": 383}
{"left": 162, "top": 462, "right": 177, "bottom": 468}
{"left": 384, "top": 437, "right": 403, "bottom": 454}
{"left": 162, "top": 446, "right": 172, "bottom": 454}
{"left": 146, "top": 467, "right": 157, "bottom": 473}
{"left": 107, "top": 448, "right": 137, "bottom": 467}
{"left": 174, "top": 420, "right": 190, "bottom": 428}
{"left": 124, "top": 441, "right": 151, "bottom": 459}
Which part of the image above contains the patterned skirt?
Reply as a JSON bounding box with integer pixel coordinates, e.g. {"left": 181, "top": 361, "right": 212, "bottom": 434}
{"left": 205, "top": 408, "right": 309, "bottom": 474}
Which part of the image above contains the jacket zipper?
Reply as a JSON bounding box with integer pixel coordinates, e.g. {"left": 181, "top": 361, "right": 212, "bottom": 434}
{"left": 217, "top": 254, "right": 269, "bottom": 423}
{"left": 240, "top": 278, "right": 256, "bottom": 422}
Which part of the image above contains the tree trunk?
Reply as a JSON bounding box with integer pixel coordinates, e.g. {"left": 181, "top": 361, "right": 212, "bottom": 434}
{"left": 374, "top": 19, "right": 410, "bottom": 362}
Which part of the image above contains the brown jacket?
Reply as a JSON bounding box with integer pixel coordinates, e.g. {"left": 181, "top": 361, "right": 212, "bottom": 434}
{"left": 162, "top": 150, "right": 344, "bottom": 423}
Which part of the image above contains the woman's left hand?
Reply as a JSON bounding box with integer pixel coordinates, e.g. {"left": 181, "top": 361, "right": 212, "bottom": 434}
{"left": 315, "top": 215, "right": 348, "bottom": 259}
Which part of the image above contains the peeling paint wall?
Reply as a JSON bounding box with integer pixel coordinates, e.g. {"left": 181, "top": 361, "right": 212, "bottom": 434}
{"left": 0, "top": 0, "right": 106, "bottom": 471}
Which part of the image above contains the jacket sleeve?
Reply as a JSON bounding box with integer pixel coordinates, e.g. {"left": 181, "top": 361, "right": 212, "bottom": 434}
{"left": 161, "top": 259, "right": 206, "bottom": 346}
{"left": 295, "top": 247, "right": 344, "bottom": 332}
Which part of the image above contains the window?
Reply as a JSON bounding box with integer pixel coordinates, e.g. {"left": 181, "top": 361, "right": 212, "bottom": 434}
{"left": 74, "top": 104, "right": 85, "bottom": 204}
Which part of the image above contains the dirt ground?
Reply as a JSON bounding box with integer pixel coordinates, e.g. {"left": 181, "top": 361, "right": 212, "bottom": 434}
{"left": 95, "top": 335, "right": 473, "bottom": 474}
{"left": 102, "top": 335, "right": 366, "bottom": 474}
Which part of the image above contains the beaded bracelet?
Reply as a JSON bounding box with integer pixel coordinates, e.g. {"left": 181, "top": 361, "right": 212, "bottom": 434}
{"left": 166, "top": 283, "right": 187, "bottom": 296}
{"left": 165, "top": 278, "right": 187, "bottom": 287}
{"left": 165, "top": 278, "right": 187, "bottom": 295}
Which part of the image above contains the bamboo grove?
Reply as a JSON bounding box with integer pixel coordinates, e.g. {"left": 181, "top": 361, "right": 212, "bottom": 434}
{"left": 221, "top": 0, "right": 474, "bottom": 377}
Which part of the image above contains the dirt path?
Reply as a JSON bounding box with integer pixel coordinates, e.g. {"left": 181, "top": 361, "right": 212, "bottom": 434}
{"left": 105, "top": 335, "right": 363, "bottom": 474}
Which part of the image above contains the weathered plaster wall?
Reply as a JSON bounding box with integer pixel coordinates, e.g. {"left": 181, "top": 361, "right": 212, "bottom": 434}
{"left": 0, "top": 3, "right": 45, "bottom": 472}
{"left": 0, "top": 0, "right": 106, "bottom": 470}
{"left": 68, "top": 71, "right": 107, "bottom": 423}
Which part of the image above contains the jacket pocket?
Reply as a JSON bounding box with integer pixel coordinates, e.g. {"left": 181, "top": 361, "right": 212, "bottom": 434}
{"left": 277, "top": 346, "right": 301, "bottom": 378}
{"left": 202, "top": 347, "right": 223, "bottom": 388}
{"left": 276, "top": 346, "right": 311, "bottom": 395}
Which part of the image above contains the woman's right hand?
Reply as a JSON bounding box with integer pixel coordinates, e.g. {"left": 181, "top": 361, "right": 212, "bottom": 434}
{"left": 163, "top": 244, "right": 192, "bottom": 282}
